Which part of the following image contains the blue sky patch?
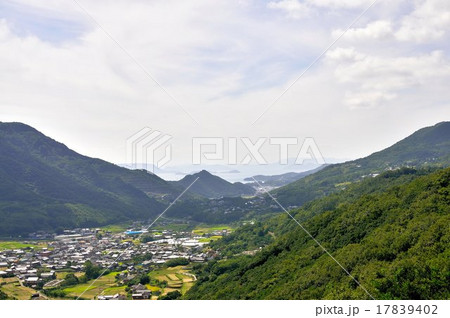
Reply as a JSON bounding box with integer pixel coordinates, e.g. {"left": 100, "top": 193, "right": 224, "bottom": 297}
{"left": 0, "top": 1, "right": 87, "bottom": 44}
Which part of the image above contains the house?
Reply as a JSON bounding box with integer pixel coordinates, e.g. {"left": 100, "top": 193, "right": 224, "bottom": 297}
{"left": 14, "top": 266, "right": 29, "bottom": 275}
{"left": 24, "top": 276, "right": 40, "bottom": 286}
{"left": 40, "top": 272, "right": 55, "bottom": 280}
{"left": 190, "top": 255, "right": 205, "bottom": 263}
{"left": 31, "top": 261, "right": 41, "bottom": 268}
{"left": 39, "top": 251, "right": 52, "bottom": 257}
{"left": 132, "top": 290, "right": 151, "bottom": 300}
{"left": 131, "top": 283, "right": 146, "bottom": 292}
{"left": 131, "top": 284, "right": 151, "bottom": 300}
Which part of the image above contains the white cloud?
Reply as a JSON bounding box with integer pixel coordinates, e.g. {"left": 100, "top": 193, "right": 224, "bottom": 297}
{"left": 267, "top": 0, "right": 375, "bottom": 19}
{"left": 305, "top": 0, "right": 374, "bottom": 9}
{"left": 325, "top": 47, "right": 364, "bottom": 62}
{"left": 267, "top": 0, "right": 310, "bottom": 19}
{"left": 328, "top": 1, "right": 450, "bottom": 44}
{"left": 326, "top": 48, "right": 450, "bottom": 108}
{"left": 345, "top": 91, "right": 396, "bottom": 109}
{"left": 0, "top": 0, "right": 333, "bottom": 163}
{"left": 333, "top": 20, "right": 393, "bottom": 41}
{"left": 396, "top": 0, "right": 450, "bottom": 42}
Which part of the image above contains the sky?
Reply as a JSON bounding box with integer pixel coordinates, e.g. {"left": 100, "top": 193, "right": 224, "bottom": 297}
{"left": 1, "top": 0, "right": 450, "bottom": 172}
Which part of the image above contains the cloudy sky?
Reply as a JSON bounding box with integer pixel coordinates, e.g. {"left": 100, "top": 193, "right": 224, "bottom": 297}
{"left": 1, "top": 0, "right": 450, "bottom": 169}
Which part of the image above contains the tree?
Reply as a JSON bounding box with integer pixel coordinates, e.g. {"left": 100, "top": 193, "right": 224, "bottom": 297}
{"left": 84, "top": 260, "right": 103, "bottom": 280}
{"left": 139, "top": 275, "right": 150, "bottom": 285}
{"left": 165, "top": 257, "right": 189, "bottom": 267}
{"left": 62, "top": 273, "right": 79, "bottom": 287}
{"left": 0, "top": 290, "right": 9, "bottom": 300}
{"left": 159, "top": 290, "right": 181, "bottom": 300}
{"left": 36, "top": 280, "right": 45, "bottom": 290}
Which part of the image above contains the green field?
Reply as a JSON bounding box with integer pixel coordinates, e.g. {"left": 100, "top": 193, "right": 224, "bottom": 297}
{"left": 148, "top": 266, "right": 195, "bottom": 297}
{"left": 101, "top": 285, "right": 127, "bottom": 295}
{"left": 1, "top": 266, "right": 195, "bottom": 300}
{"left": 0, "top": 278, "right": 38, "bottom": 300}
{"left": 192, "top": 225, "right": 233, "bottom": 236}
{"left": 62, "top": 266, "right": 196, "bottom": 299}
{"left": 145, "top": 284, "right": 161, "bottom": 292}
{"left": 0, "top": 241, "right": 42, "bottom": 251}
{"left": 63, "top": 272, "right": 119, "bottom": 299}
{"left": 0, "top": 277, "right": 18, "bottom": 284}
{"left": 152, "top": 223, "right": 195, "bottom": 232}
{"left": 55, "top": 271, "right": 83, "bottom": 280}
{"left": 100, "top": 223, "right": 130, "bottom": 233}
{"left": 181, "top": 282, "right": 194, "bottom": 294}
{"left": 198, "top": 235, "right": 222, "bottom": 242}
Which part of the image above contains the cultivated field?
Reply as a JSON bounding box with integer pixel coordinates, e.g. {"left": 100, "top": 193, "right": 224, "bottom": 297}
{"left": 63, "top": 272, "right": 119, "bottom": 299}
{"left": 192, "top": 225, "right": 233, "bottom": 236}
{"left": 0, "top": 241, "right": 44, "bottom": 251}
{"left": 0, "top": 278, "right": 37, "bottom": 300}
{"left": 148, "top": 266, "right": 195, "bottom": 297}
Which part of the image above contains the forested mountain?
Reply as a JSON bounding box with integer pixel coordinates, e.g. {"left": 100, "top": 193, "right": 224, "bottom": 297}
{"left": 1, "top": 121, "right": 449, "bottom": 239}
{"left": 0, "top": 122, "right": 266, "bottom": 236}
{"left": 272, "top": 122, "right": 450, "bottom": 207}
{"left": 171, "top": 170, "right": 255, "bottom": 198}
{"left": 0, "top": 122, "right": 180, "bottom": 235}
{"left": 185, "top": 167, "right": 450, "bottom": 299}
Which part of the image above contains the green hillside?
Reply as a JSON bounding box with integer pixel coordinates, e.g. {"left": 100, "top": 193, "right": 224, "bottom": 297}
{"left": 171, "top": 170, "right": 255, "bottom": 198}
{"left": 185, "top": 167, "right": 450, "bottom": 299}
{"left": 272, "top": 122, "right": 450, "bottom": 207}
{"left": 0, "top": 122, "right": 178, "bottom": 235}
{"left": 0, "top": 122, "right": 269, "bottom": 235}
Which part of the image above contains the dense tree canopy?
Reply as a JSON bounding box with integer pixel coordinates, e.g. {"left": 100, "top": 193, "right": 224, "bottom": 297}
{"left": 185, "top": 168, "right": 450, "bottom": 300}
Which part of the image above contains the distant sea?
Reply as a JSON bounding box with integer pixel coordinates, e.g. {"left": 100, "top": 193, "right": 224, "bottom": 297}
{"left": 118, "top": 158, "right": 345, "bottom": 183}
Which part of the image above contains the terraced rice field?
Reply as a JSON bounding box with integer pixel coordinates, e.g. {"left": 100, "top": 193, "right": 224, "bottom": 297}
{"left": 0, "top": 279, "right": 37, "bottom": 300}
{"left": 148, "top": 266, "right": 195, "bottom": 296}
{"left": 63, "top": 272, "right": 119, "bottom": 299}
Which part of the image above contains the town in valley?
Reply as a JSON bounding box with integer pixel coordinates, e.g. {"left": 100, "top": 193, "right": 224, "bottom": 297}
{"left": 0, "top": 223, "right": 232, "bottom": 300}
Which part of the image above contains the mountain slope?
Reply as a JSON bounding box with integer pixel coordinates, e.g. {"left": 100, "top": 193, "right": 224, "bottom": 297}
{"left": 171, "top": 170, "right": 255, "bottom": 198}
{"left": 0, "top": 122, "right": 180, "bottom": 235}
{"left": 185, "top": 167, "right": 450, "bottom": 299}
{"left": 272, "top": 122, "right": 450, "bottom": 207}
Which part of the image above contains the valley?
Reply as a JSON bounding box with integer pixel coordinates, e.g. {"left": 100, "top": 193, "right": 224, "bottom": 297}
{"left": 0, "top": 121, "right": 449, "bottom": 300}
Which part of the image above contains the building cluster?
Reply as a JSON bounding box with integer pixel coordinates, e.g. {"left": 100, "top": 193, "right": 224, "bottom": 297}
{"left": 0, "top": 227, "right": 214, "bottom": 292}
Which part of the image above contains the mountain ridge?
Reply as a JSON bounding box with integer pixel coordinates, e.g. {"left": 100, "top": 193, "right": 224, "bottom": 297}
{"left": 0, "top": 122, "right": 178, "bottom": 235}
{"left": 271, "top": 121, "right": 450, "bottom": 207}
{"left": 1, "top": 121, "right": 449, "bottom": 235}
{"left": 170, "top": 170, "right": 255, "bottom": 198}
